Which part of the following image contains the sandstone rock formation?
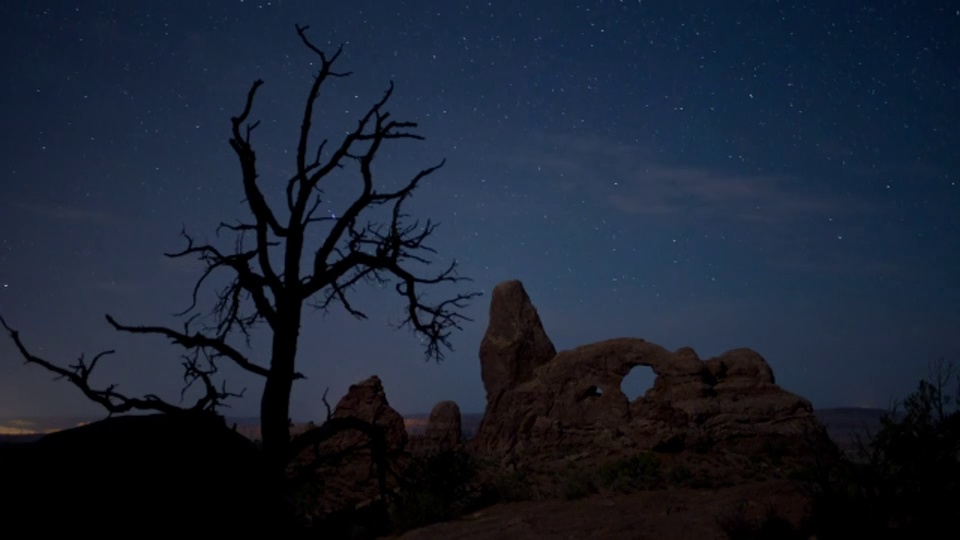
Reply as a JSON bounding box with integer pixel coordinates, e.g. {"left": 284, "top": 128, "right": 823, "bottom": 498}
{"left": 476, "top": 280, "right": 556, "bottom": 440}
{"left": 478, "top": 280, "right": 557, "bottom": 399}
{"left": 424, "top": 400, "right": 463, "bottom": 449}
{"left": 289, "top": 375, "right": 408, "bottom": 523}
{"left": 327, "top": 375, "right": 409, "bottom": 449}
{"left": 474, "top": 280, "right": 831, "bottom": 477}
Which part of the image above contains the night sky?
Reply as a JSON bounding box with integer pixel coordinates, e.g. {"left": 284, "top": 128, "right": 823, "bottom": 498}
{"left": 1, "top": 1, "right": 958, "bottom": 422}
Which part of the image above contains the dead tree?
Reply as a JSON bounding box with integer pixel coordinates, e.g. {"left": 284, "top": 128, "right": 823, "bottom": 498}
{"left": 2, "top": 24, "right": 478, "bottom": 476}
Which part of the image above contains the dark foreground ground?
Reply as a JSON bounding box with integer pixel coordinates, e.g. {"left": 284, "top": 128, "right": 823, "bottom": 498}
{"left": 392, "top": 480, "right": 809, "bottom": 540}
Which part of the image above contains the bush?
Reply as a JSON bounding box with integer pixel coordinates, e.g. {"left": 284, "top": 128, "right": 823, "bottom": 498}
{"left": 559, "top": 464, "right": 598, "bottom": 500}
{"left": 809, "top": 359, "right": 960, "bottom": 538}
{"left": 485, "top": 462, "right": 537, "bottom": 502}
{"left": 599, "top": 452, "right": 663, "bottom": 492}
{"left": 389, "top": 448, "right": 479, "bottom": 533}
{"left": 389, "top": 490, "right": 450, "bottom": 534}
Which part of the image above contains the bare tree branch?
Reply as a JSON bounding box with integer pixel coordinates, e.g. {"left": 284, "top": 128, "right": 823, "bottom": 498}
{"left": 228, "top": 78, "right": 285, "bottom": 297}
{"left": 164, "top": 229, "right": 278, "bottom": 333}
{"left": 179, "top": 349, "right": 247, "bottom": 411}
{"left": 321, "top": 387, "right": 333, "bottom": 421}
{"left": 0, "top": 315, "right": 238, "bottom": 414}
{"left": 104, "top": 314, "right": 291, "bottom": 380}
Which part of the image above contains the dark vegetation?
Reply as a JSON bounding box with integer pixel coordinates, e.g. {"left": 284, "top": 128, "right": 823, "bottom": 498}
{"left": 389, "top": 449, "right": 482, "bottom": 533}
{"left": 803, "top": 359, "right": 960, "bottom": 539}
{"left": 720, "top": 359, "right": 960, "bottom": 540}
{"left": 555, "top": 452, "right": 669, "bottom": 500}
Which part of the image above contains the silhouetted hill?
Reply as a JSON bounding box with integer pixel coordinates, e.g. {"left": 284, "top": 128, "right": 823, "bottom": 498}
{"left": 0, "top": 413, "right": 293, "bottom": 533}
{"left": 0, "top": 433, "right": 43, "bottom": 446}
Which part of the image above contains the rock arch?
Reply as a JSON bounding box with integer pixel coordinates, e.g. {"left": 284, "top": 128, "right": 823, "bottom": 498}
{"left": 473, "top": 280, "right": 829, "bottom": 470}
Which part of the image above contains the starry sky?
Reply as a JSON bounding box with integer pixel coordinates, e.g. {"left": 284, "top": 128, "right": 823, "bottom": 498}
{"left": 1, "top": 0, "right": 958, "bottom": 422}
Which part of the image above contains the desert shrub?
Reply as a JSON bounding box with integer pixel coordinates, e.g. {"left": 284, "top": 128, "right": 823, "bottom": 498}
{"left": 388, "top": 490, "right": 449, "bottom": 534}
{"left": 481, "top": 461, "right": 537, "bottom": 503}
{"left": 389, "top": 448, "right": 478, "bottom": 533}
{"left": 599, "top": 452, "right": 663, "bottom": 492}
{"left": 285, "top": 476, "right": 325, "bottom": 524}
{"left": 558, "top": 464, "right": 599, "bottom": 500}
{"left": 809, "top": 359, "right": 960, "bottom": 538}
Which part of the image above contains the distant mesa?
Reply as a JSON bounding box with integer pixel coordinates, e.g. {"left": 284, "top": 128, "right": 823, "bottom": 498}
{"left": 0, "top": 417, "right": 87, "bottom": 437}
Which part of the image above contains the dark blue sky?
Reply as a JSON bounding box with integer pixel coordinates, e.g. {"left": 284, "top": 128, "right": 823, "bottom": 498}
{"left": 1, "top": 1, "right": 958, "bottom": 420}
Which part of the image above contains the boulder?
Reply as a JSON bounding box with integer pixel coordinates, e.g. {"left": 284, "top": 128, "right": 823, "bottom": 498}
{"left": 424, "top": 400, "right": 463, "bottom": 449}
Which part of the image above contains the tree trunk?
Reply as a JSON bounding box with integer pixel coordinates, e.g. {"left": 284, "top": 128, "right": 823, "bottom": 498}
{"left": 260, "top": 308, "right": 301, "bottom": 476}
{"left": 261, "top": 372, "right": 292, "bottom": 475}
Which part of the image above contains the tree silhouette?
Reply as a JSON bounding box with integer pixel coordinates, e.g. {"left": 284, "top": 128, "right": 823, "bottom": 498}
{"left": 1, "top": 24, "right": 479, "bottom": 475}
{"left": 809, "top": 359, "right": 960, "bottom": 537}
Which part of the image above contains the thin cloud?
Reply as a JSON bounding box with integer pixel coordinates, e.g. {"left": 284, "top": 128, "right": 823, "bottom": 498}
{"left": 14, "top": 202, "right": 121, "bottom": 225}
{"left": 606, "top": 165, "right": 855, "bottom": 223}
{"left": 501, "top": 133, "right": 876, "bottom": 224}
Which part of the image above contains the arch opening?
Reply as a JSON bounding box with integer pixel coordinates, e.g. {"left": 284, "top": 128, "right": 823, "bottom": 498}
{"left": 578, "top": 385, "right": 603, "bottom": 401}
{"left": 621, "top": 364, "right": 656, "bottom": 402}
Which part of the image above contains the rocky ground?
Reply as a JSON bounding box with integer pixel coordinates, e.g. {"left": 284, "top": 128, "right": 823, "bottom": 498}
{"left": 393, "top": 480, "right": 810, "bottom": 540}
